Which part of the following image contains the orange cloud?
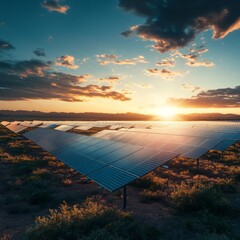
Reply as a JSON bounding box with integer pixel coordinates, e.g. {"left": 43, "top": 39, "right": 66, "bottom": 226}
{"left": 156, "top": 57, "right": 175, "bottom": 67}
{"left": 99, "top": 76, "right": 121, "bottom": 82}
{"left": 42, "top": 0, "right": 69, "bottom": 14}
{"left": 146, "top": 68, "right": 184, "bottom": 80}
{"left": 56, "top": 55, "right": 78, "bottom": 69}
{"left": 96, "top": 54, "right": 147, "bottom": 65}
{"left": 168, "top": 86, "right": 240, "bottom": 108}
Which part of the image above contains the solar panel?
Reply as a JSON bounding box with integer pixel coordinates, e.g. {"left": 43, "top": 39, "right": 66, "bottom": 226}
{"left": 74, "top": 125, "right": 93, "bottom": 130}
{"left": 87, "top": 142, "right": 127, "bottom": 159}
{"left": 213, "top": 139, "right": 238, "bottom": 151}
{"left": 39, "top": 123, "right": 59, "bottom": 129}
{"left": 56, "top": 151, "right": 106, "bottom": 175}
{"left": 110, "top": 147, "right": 163, "bottom": 171}
{"left": 54, "top": 125, "right": 75, "bottom": 132}
{"left": 6, "top": 123, "right": 28, "bottom": 133}
{"left": 126, "top": 151, "right": 178, "bottom": 176}
{"left": 97, "top": 145, "right": 143, "bottom": 164}
{"left": 1, "top": 121, "right": 10, "bottom": 126}
{"left": 88, "top": 166, "right": 137, "bottom": 192}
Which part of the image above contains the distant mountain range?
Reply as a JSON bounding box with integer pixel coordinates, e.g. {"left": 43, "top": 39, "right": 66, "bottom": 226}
{"left": 0, "top": 110, "right": 240, "bottom": 121}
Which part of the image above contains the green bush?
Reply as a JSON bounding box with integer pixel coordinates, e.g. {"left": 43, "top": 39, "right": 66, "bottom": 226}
{"left": 25, "top": 198, "right": 160, "bottom": 240}
{"left": 171, "top": 182, "right": 231, "bottom": 214}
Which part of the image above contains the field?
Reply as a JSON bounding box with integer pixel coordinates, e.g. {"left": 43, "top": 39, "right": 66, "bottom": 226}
{"left": 0, "top": 125, "right": 240, "bottom": 240}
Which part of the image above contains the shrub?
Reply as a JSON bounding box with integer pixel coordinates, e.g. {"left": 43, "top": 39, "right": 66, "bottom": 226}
{"left": 25, "top": 198, "right": 160, "bottom": 240}
{"left": 171, "top": 182, "right": 231, "bottom": 214}
{"left": 193, "top": 233, "right": 231, "bottom": 240}
{"left": 132, "top": 175, "right": 157, "bottom": 189}
{"left": 28, "top": 188, "right": 51, "bottom": 205}
{"left": 199, "top": 211, "right": 231, "bottom": 235}
{"left": 140, "top": 189, "right": 163, "bottom": 203}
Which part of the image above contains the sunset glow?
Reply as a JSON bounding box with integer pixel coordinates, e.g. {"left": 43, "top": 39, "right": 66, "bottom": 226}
{"left": 0, "top": 0, "right": 239, "bottom": 116}
{"left": 156, "top": 107, "right": 177, "bottom": 119}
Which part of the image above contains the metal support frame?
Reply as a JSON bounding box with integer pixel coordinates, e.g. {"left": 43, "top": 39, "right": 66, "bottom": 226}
{"left": 122, "top": 186, "right": 127, "bottom": 210}
{"left": 196, "top": 158, "right": 199, "bottom": 168}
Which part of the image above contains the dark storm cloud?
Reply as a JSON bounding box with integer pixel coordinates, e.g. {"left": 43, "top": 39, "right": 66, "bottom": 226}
{"left": 33, "top": 48, "right": 46, "bottom": 57}
{"left": 168, "top": 86, "right": 240, "bottom": 108}
{"left": 0, "top": 59, "right": 131, "bottom": 102}
{"left": 42, "top": 0, "right": 69, "bottom": 14}
{"left": 119, "top": 0, "right": 240, "bottom": 52}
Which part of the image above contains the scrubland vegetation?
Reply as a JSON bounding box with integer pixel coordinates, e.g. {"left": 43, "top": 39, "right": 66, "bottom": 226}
{"left": 0, "top": 125, "right": 240, "bottom": 240}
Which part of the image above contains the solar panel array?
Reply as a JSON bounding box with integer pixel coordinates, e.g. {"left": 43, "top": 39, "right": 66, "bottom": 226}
{"left": 24, "top": 128, "right": 178, "bottom": 191}
{"left": 1, "top": 120, "right": 240, "bottom": 192}
{"left": 93, "top": 124, "right": 240, "bottom": 154}
{"left": 93, "top": 130, "right": 223, "bottom": 159}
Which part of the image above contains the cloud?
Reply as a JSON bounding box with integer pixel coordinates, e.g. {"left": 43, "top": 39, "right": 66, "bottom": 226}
{"left": 119, "top": 0, "right": 240, "bottom": 52}
{"left": 156, "top": 57, "right": 175, "bottom": 67}
{"left": 42, "top": 0, "right": 69, "bottom": 14}
{"left": 99, "top": 76, "right": 121, "bottom": 82}
{"left": 33, "top": 48, "right": 46, "bottom": 57}
{"left": 0, "top": 59, "right": 131, "bottom": 102}
{"left": 135, "top": 83, "right": 152, "bottom": 89}
{"left": 181, "top": 83, "right": 203, "bottom": 93}
{"left": 96, "top": 54, "right": 147, "bottom": 65}
{"left": 146, "top": 68, "right": 184, "bottom": 80}
{"left": 168, "top": 86, "right": 240, "bottom": 108}
{"left": 175, "top": 46, "right": 215, "bottom": 67}
{"left": 0, "top": 39, "right": 15, "bottom": 52}
{"left": 0, "top": 59, "right": 52, "bottom": 77}
{"left": 56, "top": 55, "right": 78, "bottom": 69}
{"left": 186, "top": 60, "right": 215, "bottom": 67}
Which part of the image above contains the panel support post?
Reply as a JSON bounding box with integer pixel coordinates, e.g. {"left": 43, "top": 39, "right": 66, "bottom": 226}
{"left": 122, "top": 186, "right": 127, "bottom": 210}
{"left": 196, "top": 158, "right": 199, "bottom": 168}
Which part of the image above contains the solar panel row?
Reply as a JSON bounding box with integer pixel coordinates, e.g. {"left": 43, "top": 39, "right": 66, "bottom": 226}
{"left": 92, "top": 130, "right": 225, "bottom": 158}
{"left": 24, "top": 128, "right": 178, "bottom": 191}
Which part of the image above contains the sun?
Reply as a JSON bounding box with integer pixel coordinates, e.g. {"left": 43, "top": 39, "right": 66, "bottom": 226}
{"left": 156, "top": 107, "right": 177, "bottom": 119}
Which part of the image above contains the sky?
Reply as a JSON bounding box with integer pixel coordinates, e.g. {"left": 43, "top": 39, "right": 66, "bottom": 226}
{"left": 0, "top": 0, "right": 240, "bottom": 116}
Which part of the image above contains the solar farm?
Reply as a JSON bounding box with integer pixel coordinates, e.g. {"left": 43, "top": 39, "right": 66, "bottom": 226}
{"left": 1, "top": 120, "right": 240, "bottom": 239}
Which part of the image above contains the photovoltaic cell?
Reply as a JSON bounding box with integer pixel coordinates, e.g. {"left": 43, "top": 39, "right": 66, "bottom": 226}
{"left": 88, "top": 166, "right": 137, "bottom": 192}
{"left": 127, "top": 151, "right": 178, "bottom": 176}
{"left": 97, "top": 145, "right": 143, "bottom": 164}
{"left": 87, "top": 142, "right": 127, "bottom": 159}
{"left": 110, "top": 147, "right": 163, "bottom": 171}
{"left": 213, "top": 139, "right": 238, "bottom": 151}
{"left": 56, "top": 151, "right": 106, "bottom": 175}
